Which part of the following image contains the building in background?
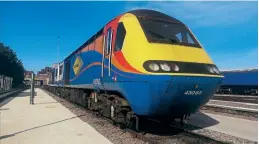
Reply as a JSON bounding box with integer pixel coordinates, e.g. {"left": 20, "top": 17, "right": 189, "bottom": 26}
{"left": 24, "top": 67, "right": 53, "bottom": 86}
{"left": 35, "top": 67, "right": 53, "bottom": 85}
{"left": 37, "top": 67, "right": 52, "bottom": 75}
{"left": 24, "top": 71, "right": 33, "bottom": 80}
{"left": 24, "top": 70, "right": 34, "bottom": 85}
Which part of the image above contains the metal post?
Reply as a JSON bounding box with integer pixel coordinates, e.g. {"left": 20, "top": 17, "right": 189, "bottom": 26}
{"left": 57, "top": 36, "right": 60, "bottom": 63}
{"left": 30, "top": 73, "right": 34, "bottom": 104}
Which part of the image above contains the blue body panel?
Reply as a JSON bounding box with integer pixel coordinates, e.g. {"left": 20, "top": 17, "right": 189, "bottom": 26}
{"left": 54, "top": 51, "right": 223, "bottom": 117}
{"left": 69, "top": 51, "right": 102, "bottom": 85}
{"left": 103, "top": 75, "right": 222, "bottom": 116}
{"left": 221, "top": 70, "right": 258, "bottom": 86}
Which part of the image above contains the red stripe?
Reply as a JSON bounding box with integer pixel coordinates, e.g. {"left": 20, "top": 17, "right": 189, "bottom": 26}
{"left": 114, "top": 51, "right": 141, "bottom": 73}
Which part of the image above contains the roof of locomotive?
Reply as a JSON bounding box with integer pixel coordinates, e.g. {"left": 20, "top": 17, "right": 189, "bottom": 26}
{"left": 63, "top": 9, "right": 184, "bottom": 62}
{"left": 128, "top": 9, "right": 185, "bottom": 25}
{"left": 64, "top": 28, "right": 103, "bottom": 61}
{"left": 221, "top": 69, "right": 258, "bottom": 86}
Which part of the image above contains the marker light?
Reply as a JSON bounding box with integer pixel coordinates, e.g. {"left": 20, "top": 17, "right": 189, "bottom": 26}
{"left": 160, "top": 63, "right": 171, "bottom": 71}
{"left": 149, "top": 63, "right": 160, "bottom": 71}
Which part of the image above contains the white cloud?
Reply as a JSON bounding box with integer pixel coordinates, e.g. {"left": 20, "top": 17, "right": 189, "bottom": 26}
{"left": 125, "top": 1, "right": 257, "bottom": 27}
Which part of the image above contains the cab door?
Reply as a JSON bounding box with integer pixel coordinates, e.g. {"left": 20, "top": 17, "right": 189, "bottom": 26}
{"left": 101, "top": 19, "right": 119, "bottom": 85}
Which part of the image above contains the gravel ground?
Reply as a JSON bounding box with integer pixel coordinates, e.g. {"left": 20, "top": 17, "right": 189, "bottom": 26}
{"left": 43, "top": 89, "right": 257, "bottom": 144}
{"left": 207, "top": 100, "right": 257, "bottom": 109}
{"left": 180, "top": 124, "right": 257, "bottom": 144}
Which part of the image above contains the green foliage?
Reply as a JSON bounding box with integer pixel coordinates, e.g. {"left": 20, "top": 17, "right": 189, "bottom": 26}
{"left": 0, "top": 42, "right": 25, "bottom": 87}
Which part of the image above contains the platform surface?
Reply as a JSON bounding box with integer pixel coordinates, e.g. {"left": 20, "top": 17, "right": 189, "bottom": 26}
{"left": 0, "top": 88, "right": 112, "bottom": 144}
{"left": 188, "top": 111, "right": 258, "bottom": 142}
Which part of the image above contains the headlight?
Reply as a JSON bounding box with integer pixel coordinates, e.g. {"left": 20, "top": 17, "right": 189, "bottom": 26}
{"left": 171, "top": 63, "right": 180, "bottom": 72}
{"left": 212, "top": 66, "right": 220, "bottom": 74}
{"left": 149, "top": 63, "right": 159, "bottom": 71}
{"left": 160, "top": 63, "right": 170, "bottom": 71}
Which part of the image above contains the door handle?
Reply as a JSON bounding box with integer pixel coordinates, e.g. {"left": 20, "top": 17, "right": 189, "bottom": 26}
{"left": 101, "top": 35, "right": 106, "bottom": 77}
{"left": 108, "top": 30, "right": 113, "bottom": 77}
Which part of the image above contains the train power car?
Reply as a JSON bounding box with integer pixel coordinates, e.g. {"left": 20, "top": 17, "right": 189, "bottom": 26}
{"left": 217, "top": 69, "right": 258, "bottom": 95}
{"left": 45, "top": 9, "right": 224, "bottom": 130}
{"left": 0, "top": 75, "right": 13, "bottom": 92}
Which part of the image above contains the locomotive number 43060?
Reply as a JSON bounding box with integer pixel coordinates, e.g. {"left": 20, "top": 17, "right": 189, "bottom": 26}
{"left": 184, "top": 91, "right": 203, "bottom": 95}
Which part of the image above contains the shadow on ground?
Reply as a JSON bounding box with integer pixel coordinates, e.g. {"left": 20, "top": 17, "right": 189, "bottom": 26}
{"left": 186, "top": 112, "right": 219, "bottom": 128}
{"left": 141, "top": 112, "right": 219, "bottom": 136}
{"left": 0, "top": 114, "right": 86, "bottom": 140}
{"left": 16, "top": 91, "right": 37, "bottom": 97}
{"left": 34, "top": 102, "right": 59, "bottom": 105}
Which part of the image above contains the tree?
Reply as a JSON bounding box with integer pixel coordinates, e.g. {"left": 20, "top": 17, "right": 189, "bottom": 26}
{"left": 0, "top": 42, "right": 25, "bottom": 88}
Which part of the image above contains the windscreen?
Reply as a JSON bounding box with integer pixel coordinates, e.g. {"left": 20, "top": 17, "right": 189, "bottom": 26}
{"left": 138, "top": 18, "right": 202, "bottom": 48}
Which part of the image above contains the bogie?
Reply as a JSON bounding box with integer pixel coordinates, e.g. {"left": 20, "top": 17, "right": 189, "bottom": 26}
{"left": 45, "top": 86, "right": 136, "bottom": 129}
{"left": 44, "top": 85, "right": 194, "bottom": 132}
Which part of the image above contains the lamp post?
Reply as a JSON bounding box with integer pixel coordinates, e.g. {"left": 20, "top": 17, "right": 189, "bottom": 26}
{"left": 30, "top": 72, "right": 34, "bottom": 104}
{"left": 57, "top": 36, "right": 60, "bottom": 63}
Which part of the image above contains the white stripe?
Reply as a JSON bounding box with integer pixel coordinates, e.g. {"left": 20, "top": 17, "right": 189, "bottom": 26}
{"left": 214, "top": 94, "right": 258, "bottom": 98}
{"left": 205, "top": 104, "right": 258, "bottom": 112}
{"left": 210, "top": 99, "right": 258, "bottom": 106}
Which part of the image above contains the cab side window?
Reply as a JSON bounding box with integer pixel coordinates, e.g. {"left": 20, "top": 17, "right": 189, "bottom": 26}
{"left": 114, "top": 22, "right": 126, "bottom": 52}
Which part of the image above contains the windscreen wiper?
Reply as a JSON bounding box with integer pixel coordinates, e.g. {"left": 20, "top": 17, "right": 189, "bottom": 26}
{"left": 167, "top": 38, "right": 179, "bottom": 43}
{"left": 148, "top": 30, "right": 180, "bottom": 44}
{"left": 148, "top": 30, "right": 165, "bottom": 39}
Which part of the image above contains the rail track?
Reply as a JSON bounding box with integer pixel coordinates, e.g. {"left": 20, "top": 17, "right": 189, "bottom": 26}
{"left": 200, "top": 104, "right": 257, "bottom": 121}
{"left": 43, "top": 88, "right": 227, "bottom": 144}
{"left": 212, "top": 95, "right": 257, "bottom": 104}
{"left": 0, "top": 89, "right": 24, "bottom": 101}
{"left": 0, "top": 90, "right": 12, "bottom": 95}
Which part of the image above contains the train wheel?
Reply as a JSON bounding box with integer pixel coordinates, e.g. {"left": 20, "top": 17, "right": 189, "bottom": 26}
{"left": 126, "top": 112, "right": 134, "bottom": 129}
{"left": 180, "top": 116, "right": 185, "bottom": 127}
{"left": 81, "top": 93, "right": 87, "bottom": 107}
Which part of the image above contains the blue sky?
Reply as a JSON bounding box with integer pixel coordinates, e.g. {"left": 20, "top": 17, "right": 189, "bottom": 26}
{"left": 0, "top": 1, "right": 258, "bottom": 72}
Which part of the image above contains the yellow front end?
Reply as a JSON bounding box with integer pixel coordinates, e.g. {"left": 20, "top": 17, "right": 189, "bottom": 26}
{"left": 119, "top": 13, "right": 222, "bottom": 77}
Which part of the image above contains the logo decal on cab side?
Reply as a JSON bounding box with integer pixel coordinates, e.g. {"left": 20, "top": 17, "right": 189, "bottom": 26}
{"left": 73, "top": 56, "right": 83, "bottom": 75}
